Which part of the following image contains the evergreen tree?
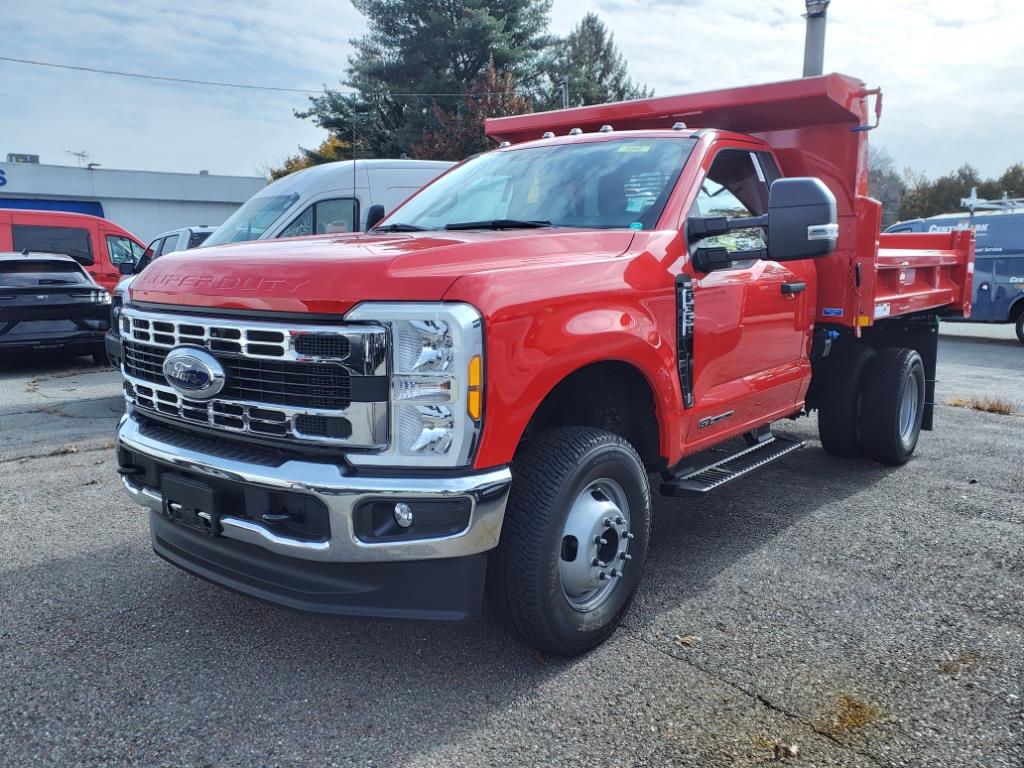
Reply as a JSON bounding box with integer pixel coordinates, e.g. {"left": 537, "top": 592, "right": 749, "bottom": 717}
{"left": 414, "top": 61, "right": 532, "bottom": 161}
{"left": 539, "top": 13, "right": 651, "bottom": 109}
{"left": 297, "top": 0, "right": 553, "bottom": 158}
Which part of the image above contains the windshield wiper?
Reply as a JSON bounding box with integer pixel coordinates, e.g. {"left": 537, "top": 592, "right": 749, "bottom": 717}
{"left": 371, "top": 223, "right": 427, "bottom": 233}
{"left": 444, "top": 219, "right": 551, "bottom": 230}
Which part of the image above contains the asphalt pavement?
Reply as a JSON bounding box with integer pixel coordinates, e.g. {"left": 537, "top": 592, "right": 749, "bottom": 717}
{"left": 1, "top": 339, "right": 1021, "bottom": 767}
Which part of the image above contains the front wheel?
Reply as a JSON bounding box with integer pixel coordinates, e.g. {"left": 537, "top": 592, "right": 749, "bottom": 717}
{"left": 860, "top": 348, "right": 925, "bottom": 466}
{"left": 487, "top": 426, "right": 651, "bottom": 656}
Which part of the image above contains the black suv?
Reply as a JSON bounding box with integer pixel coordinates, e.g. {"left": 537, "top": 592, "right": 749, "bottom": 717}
{"left": 0, "top": 251, "right": 111, "bottom": 363}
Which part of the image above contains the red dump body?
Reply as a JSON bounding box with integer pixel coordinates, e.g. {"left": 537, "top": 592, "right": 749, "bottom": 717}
{"left": 486, "top": 73, "right": 974, "bottom": 327}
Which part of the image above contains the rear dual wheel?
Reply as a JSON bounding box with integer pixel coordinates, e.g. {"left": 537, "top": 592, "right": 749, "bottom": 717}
{"left": 818, "top": 345, "right": 925, "bottom": 466}
{"left": 488, "top": 427, "right": 651, "bottom": 656}
{"left": 817, "top": 346, "right": 875, "bottom": 458}
{"left": 860, "top": 348, "right": 926, "bottom": 465}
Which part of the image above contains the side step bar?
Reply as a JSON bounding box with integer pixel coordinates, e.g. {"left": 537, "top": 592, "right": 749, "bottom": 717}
{"left": 660, "top": 433, "right": 804, "bottom": 496}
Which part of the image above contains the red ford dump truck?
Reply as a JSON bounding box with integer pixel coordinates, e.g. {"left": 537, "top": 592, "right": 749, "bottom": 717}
{"left": 114, "top": 74, "right": 972, "bottom": 655}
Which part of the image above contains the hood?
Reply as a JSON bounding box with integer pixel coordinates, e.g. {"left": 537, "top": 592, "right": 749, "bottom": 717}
{"left": 128, "top": 229, "right": 636, "bottom": 314}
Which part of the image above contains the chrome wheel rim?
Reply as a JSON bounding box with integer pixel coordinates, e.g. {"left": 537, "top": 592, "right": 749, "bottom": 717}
{"left": 899, "top": 374, "right": 919, "bottom": 442}
{"left": 559, "top": 479, "right": 632, "bottom": 613}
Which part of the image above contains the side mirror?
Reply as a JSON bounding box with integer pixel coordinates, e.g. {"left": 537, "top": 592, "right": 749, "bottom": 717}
{"left": 365, "top": 204, "right": 386, "bottom": 231}
{"left": 117, "top": 261, "right": 135, "bottom": 276}
{"left": 766, "top": 178, "right": 838, "bottom": 261}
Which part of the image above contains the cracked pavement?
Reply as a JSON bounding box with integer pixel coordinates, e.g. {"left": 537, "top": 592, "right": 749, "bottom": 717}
{"left": 1, "top": 339, "right": 1022, "bottom": 767}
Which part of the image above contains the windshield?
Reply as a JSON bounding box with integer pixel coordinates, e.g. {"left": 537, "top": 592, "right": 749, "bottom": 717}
{"left": 203, "top": 193, "right": 300, "bottom": 247}
{"left": 386, "top": 138, "right": 696, "bottom": 231}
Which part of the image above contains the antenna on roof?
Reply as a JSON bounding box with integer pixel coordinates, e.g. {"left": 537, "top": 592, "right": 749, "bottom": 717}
{"left": 66, "top": 150, "right": 90, "bottom": 167}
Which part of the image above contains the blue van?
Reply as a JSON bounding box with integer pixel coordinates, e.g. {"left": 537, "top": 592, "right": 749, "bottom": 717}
{"left": 885, "top": 210, "right": 1024, "bottom": 343}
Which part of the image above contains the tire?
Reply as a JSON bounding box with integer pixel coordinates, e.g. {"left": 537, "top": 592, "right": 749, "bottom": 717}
{"left": 860, "top": 347, "right": 925, "bottom": 466}
{"left": 487, "top": 426, "right": 651, "bottom": 656}
{"left": 91, "top": 349, "right": 107, "bottom": 366}
{"left": 817, "top": 346, "right": 876, "bottom": 458}
{"left": 1015, "top": 313, "right": 1024, "bottom": 345}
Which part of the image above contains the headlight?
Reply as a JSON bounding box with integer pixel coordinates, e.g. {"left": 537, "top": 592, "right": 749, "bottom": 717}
{"left": 345, "top": 302, "right": 484, "bottom": 468}
{"left": 94, "top": 289, "right": 111, "bottom": 304}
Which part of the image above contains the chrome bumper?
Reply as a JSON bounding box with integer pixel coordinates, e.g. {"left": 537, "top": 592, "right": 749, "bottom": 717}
{"left": 117, "top": 413, "right": 511, "bottom": 563}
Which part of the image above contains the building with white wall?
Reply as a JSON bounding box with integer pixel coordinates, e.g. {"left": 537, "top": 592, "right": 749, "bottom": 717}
{"left": 0, "top": 160, "right": 266, "bottom": 242}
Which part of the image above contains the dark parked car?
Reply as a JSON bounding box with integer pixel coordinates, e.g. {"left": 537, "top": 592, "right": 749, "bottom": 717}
{"left": 0, "top": 251, "right": 111, "bottom": 364}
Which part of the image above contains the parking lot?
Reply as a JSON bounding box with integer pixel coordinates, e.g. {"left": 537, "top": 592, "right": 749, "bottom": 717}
{"left": 1, "top": 336, "right": 1021, "bottom": 767}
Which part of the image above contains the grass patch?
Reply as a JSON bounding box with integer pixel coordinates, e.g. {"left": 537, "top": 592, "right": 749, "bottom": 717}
{"left": 946, "top": 395, "right": 1017, "bottom": 415}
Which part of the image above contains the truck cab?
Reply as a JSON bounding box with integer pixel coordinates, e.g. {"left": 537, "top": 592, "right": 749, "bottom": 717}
{"left": 114, "top": 74, "right": 973, "bottom": 655}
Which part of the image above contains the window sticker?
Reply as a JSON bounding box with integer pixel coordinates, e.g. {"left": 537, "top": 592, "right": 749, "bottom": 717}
{"left": 629, "top": 222, "right": 644, "bottom": 230}
{"left": 527, "top": 173, "right": 541, "bottom": 204}
{"left": 626, "top": 197, "right": 649, "bottom": 212}
{"left": 617, "top": 144, "right": 652, "bottom": 153}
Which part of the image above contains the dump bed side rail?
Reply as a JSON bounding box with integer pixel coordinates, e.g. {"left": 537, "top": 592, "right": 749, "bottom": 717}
{"left": 873, "top": 229, "right": 974, "bottom": 321}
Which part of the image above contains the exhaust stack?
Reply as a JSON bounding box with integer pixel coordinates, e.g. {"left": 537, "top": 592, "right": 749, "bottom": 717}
{"left": 803, "top": 0, "right": 830, "bottom": 77}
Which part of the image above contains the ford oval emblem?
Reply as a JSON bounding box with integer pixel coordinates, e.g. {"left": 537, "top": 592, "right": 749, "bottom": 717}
{"left": 162, "top": 347, "right": 225, "bottom": 400}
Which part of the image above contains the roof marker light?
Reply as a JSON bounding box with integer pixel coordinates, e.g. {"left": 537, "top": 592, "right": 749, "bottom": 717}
{"left": 599, "top": 124, "right": 614, "bottom": 133}
{"left": 672, "top": 121, "right": 687, "bottom": 130}
{"left": 498, "top": 140, "right": 511, "bottom": 148}
{"left": 541, "top": 131, "right": 555, "bottom": 139}
{"left": 568, "top": 128, "right": 582, "bottom": 136}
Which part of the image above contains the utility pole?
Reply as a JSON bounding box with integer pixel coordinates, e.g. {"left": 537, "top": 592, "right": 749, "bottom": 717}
{"left": 558, "top": 78, "right": 569, "bottom": 109}
{"left": 802, "top": 0, "right": 830, "bottom": 77}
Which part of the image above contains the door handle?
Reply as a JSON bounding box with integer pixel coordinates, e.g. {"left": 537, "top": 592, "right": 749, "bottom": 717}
{"left": 781, "top": 281, "right": 807, "bottom": 295}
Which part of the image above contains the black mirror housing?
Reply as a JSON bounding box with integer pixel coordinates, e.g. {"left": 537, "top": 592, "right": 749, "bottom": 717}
{"left": 365, "top": 204, "right": 386, "bottom": 231}
{"left": 117, "top": 261, "right": 135, "bottom": 276}
{"left": 692, "top": 246, "right": 733, "bottom": 273}
{"left": 766, "top": 177, "right": 838, "bottom": 261}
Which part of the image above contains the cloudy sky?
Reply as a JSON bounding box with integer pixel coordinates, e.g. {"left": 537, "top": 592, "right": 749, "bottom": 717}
{"left": 2, "top": 0, "right": 1021, "bottom": 180}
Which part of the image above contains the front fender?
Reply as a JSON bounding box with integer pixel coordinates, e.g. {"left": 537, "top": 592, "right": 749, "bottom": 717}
{"left": 469, "top": 295, "right": 681, "bottom": 469}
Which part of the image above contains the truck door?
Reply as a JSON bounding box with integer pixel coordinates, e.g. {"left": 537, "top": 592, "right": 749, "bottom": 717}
{"left": 684, "top": 147, "right": 812, "bottom": 443}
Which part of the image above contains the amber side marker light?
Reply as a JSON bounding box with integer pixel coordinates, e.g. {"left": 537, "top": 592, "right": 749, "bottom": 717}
{"left": 467, "top": 354, "right": 482, "bottom": 420}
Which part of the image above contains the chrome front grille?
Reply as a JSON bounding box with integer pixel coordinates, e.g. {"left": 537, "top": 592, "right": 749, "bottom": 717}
{"left": 123, "top": 341, "right": 352, "bottom": 409}
{"left": 119, "top": 307, "right": 387, "bottom": 448}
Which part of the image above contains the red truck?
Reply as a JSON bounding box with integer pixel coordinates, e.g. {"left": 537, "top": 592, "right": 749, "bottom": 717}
{"left": 115, "top": 74, "right": 972, "bottom": 655}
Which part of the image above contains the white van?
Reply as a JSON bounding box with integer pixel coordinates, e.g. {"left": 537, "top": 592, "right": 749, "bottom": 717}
{"left": 201, "top": 159, "right": 454, "bottom": 248}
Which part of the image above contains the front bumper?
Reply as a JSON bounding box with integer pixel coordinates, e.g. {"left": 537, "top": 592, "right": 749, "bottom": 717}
{"left": 117, "top": 412, "right": 511, "bottom": 617}
{"left": 148, "top": 511, "right": 489, "bottom": 620}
